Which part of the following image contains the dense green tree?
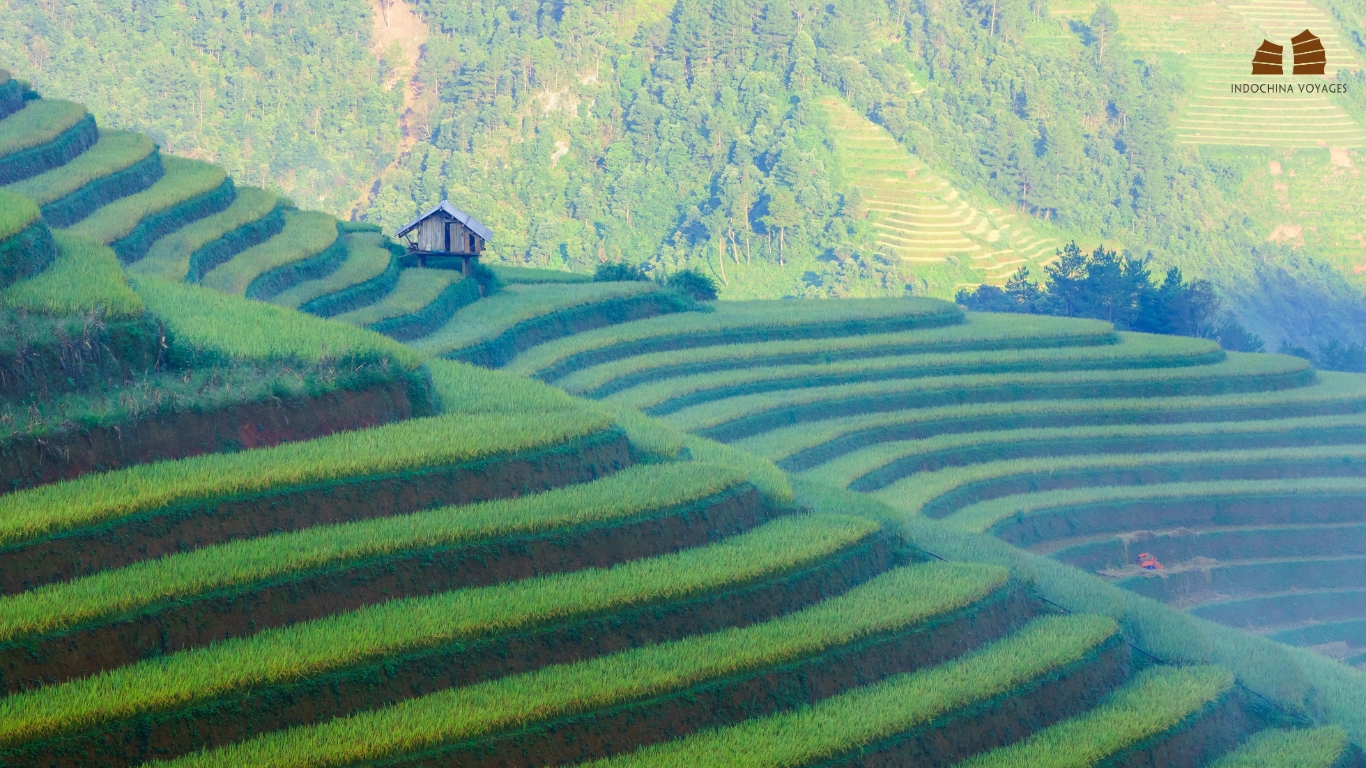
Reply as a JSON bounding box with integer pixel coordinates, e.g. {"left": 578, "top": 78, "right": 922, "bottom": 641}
{"left": 667, "top": 267, "right": 720, "bottom": 299}
{"left": 1, "top": 0, "right": 402, "bottom": 213}
{"left": 958, "top": 242, "right": 1264, "bottom": 354}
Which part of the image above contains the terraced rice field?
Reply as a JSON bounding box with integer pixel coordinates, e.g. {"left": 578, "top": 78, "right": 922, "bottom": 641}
{"left": 821, "top": 97, "right": 1067, "bottom": 289}
{"left": 1050, "top": 0, "right": 1366, "bottom": 148}
{"left": 2, "top": 229, "right": 1240, "bottom": 767}
{"left": 516, "top": 289, "right": 1366, "bottom": 688}
{"left": 3, "top": 54, "right": 1366, "bottom": 768}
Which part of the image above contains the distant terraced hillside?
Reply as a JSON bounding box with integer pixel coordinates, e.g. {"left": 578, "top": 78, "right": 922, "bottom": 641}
{"left": 822, "top": 98, "right": 1068, "bottom": 291}
{"left": 1051, "top": 0, "right": 1365, "bottom": 148}
{"left": 1048, "top": 0, "right": 1366, "bottom": 278}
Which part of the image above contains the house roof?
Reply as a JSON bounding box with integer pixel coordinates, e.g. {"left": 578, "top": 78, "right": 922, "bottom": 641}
{"left": 395, "top": 200, "right": 494, "bottom": 242}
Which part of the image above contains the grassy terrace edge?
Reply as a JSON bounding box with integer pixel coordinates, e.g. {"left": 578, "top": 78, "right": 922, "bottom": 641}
{"left": 0, "top": 463, "right": 748, "bottom": 644}
{"left": 0, "top": 408, "right": 613, "bottom": 548}
{"left": 670, "top": 352, "right": 1314, "bottom": 438}
{"left": 737, "top": 372, "right": 1366, "bottom": 466}
{"left": 575, "top": 614, "right": 1119, "bottom": 768}
{"left": 0, "top": 514, "right": 877, "bottom": 747}
{"left": 505, "top": 297, "right": 964, "bottom": 379}
{"left": 605, "top": 333, "right": 1223, "bottom": 415}
{"left": 553, "top": 314, "right": 1118, "bottom": 397}
{"left": 149, "top": 561, "right": 1010, "bottom": 768}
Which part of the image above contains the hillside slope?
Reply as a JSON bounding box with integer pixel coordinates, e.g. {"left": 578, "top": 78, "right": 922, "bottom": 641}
{"left": 0, "top": 77, "right": 690, "bottom": 363}
{"left": 2, "top": 73, "right": 1365, "bottom": 764}
{"left": 12, "top": 0, "right": 1366, "bottom": 347}
{"left": 5, "top": 197, "right": 1365, "bottom": 766}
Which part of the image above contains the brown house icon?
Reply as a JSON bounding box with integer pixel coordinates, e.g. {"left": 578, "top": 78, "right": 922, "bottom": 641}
{"left": 1292, "top": 29, "right": 1326, "bottom": 74}
{"left": 1252, "top": 40, "right": 1284, "bottom": 74}
{"left": 1250, "top": 30, "right": 1327, "bottom": 75}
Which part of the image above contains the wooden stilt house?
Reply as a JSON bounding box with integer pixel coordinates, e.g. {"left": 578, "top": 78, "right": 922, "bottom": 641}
{"left": 395, "top": 200, "right": 493, "bottom": 275}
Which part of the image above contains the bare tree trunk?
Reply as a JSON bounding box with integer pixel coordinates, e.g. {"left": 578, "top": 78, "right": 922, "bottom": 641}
{"left": 990, "top": 0, "right": 997, "bottom": 36}
{"left": 716, "top": 237, "right": 730, "bottom": 285}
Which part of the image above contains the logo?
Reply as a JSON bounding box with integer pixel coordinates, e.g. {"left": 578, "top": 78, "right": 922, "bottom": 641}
{"left": 1251, "top": 30, "right": 1326, "bottom": 75}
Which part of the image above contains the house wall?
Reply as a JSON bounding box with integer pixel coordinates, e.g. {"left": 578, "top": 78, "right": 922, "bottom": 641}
{"left": 414, "top": 213, "right": 486, "bottom": 254}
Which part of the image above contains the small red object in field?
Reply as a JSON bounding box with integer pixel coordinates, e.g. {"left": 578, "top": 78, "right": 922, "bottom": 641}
{"left": 1137, "top": 552, "right": 1163, "bottom": 570}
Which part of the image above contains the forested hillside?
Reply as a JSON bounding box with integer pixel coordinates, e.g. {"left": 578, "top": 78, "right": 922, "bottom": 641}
{"left": 0, "top": 0, "right": 401, "bottom": 211}
{"left": 7, "top": 0, "right": 1366, "bottom": 348}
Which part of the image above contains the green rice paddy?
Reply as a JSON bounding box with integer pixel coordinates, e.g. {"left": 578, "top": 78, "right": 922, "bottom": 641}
{"left": 132, "top": 187, "right": 280, "bottom": 281}
{"left": 554, "top": 313, "right": 1116, "bottom": 395}
{"left": 941, "top": 476, "right": 1366, "bottom": 534}
{"left": 150, "top": 562, "right": 1008, "bottom": 768}
{"left": 0, "top": 463, "right": 747, "bottom": 644}
{"left": 64, "top": 156, "right": 227, "bottom": 245}
{"left": 270, "top": 231, "right": 391, "bottom": 309}
{"left": 3, "top": 130, "right": 154, "bottom": 205}
{"left": 579, "top": 614, "right": 1118, "bottom": 768}
{"left": 0, "top": 406, "right": 612, "bottom": 547}
{"left": 603, "top": 333, "right": 1222, "bottom": 413}
{"left": 2, "top": 76, "right": 1364, "bottom": 768}
{"left": 132, "top": 275, "right": 420, "bottom": 365}
{"left": 0, "top": 188, "right": 37, "bottom": 239}
{"left": 506, "top": 296, "right": 960, "bottom": 377}
{"left": 0, "top": 514, "right": 875, "bottom": 746}
{"left": 199, "top": 210, "right": 337, "bottom": 296}
{"left": 333, "top": 267, "right": 462, "bottom": 326}
{"left": 0, "top": 100, "right": 85, "bottom": 157}
{"left": 957, "top": 665, "right": 1233, "bottom": 768}
{"left": 3, "top": 231, "right": 144, "bottom": 317}
{"left": 733, "top": 372, "right": 1366, "bottom": 462}
{"left": 1212, "top": 727, "right": 1351, "bottom": 768}
{"left": 664, "top": 352, "right": 1313, "bottom": 434}
{"left": 411, "top": 281, "right": 668, "bottom": 357}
